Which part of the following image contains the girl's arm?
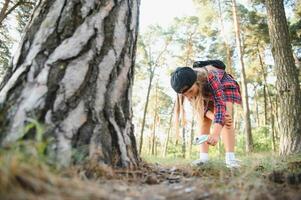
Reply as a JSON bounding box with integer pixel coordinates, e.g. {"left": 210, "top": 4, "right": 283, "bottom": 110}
{"left": 207, "top": 70, "right": 227, "bottom": 145}
{"left": 206, "top": 110, "right": 232, "bottom": 127}
{"left": 205, "top": 110, "right": 233, "bottom": 145}
{"left": 193, "top": 65, "right": 220, "bottom": 72}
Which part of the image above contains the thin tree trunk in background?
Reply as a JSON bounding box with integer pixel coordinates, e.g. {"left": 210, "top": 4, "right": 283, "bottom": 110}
{"left": 138, "top": 36, "right": 171, "bottom": 155}
{"left": 155, "top": 134, "right": 158, "bottom": 156}
{"left": 151, "top": 83, "right": 158, "bottom": 155}
{"left": 151, "top": 116, "right": 156, "bottom": 155}
{"left": 189, "top": 116, "right": 195, "bottom": 158}
{"left": 148, "top": 136, "right": 151, "bottom": 155}
{"left": 231, "top": 0, "right": 253, "bottom": 152}
{"left": 258, "top": 47, "right": 271, "bottom": 121}
{"left": 182, "top": 127, "right": 186, "bottom": 158}
{"left": 139, "top": 69, "right": 154, "bottom": 154}
{"left": 293, "top": 53, "right": 300, "bottom": 71}
{"left": 258, "top": 48, "right": 278, "bottom": 142}
{"left": 263, "top": 85, "right": 267, "bottom": 125}
{"left": 254, "top": 87, "right": 260, "bottom": 128}
{"left": 0, "top": 0, "right": 141, "bottom": 168}
{"left": 265, "top": 0, "right": 301, "bottom": 155}
{"left": 163, "top": 102, "right": 175, "bottom": 157}
{"left": 293, "top": 53, "right": 301, "bottom": 86}
{"left": 271, "top": 115, "right": 276, "bottom": 152}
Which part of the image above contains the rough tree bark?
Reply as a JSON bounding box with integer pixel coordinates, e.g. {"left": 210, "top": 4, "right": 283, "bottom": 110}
{"left": 231, "top": 0, "right": 253, "bottom": 152}
{"left": 265, "top": 0, "right": 301, "bottom": 155}
{"left": 0, "top": 0, "right": 141, "bottom": 167}
{"left": 0, "top": 0, "right": 36, "bottom": 26}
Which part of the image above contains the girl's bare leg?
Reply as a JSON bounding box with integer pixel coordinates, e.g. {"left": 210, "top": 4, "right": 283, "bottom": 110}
{"left": 200, "top": 116, "right": 212, "bottom": 153}
{"left": 221, "top": 102, "right": 235, "bottom": 152}
{"left": 221, "top": 102, "right": 239, "bottom": 167}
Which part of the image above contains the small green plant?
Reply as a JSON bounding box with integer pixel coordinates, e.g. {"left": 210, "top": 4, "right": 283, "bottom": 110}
{"left": 23, "top": 118, "right": 51, "bottom": 158}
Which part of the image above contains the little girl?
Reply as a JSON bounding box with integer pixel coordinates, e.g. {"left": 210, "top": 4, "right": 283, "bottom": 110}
{"left": 170, "top": 63, "right": 242, "bottom": 168}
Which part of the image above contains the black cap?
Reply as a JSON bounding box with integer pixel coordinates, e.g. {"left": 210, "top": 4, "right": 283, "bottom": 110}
{"left": 170, "top": 67, "right": 197, "bottom": 93}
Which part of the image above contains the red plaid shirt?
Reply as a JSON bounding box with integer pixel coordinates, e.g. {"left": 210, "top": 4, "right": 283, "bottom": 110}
{"left": 205, "top": 69, "right": 242, "bottom": 126}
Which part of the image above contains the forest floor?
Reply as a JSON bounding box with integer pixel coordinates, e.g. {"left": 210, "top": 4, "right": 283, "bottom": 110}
{"left": 1, "top": 151, "right": 301, "bottom": 200}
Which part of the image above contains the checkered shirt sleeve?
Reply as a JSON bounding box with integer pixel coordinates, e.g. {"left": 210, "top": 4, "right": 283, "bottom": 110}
{"left": 207, "top": 71, "right": 227, "bottom": 126}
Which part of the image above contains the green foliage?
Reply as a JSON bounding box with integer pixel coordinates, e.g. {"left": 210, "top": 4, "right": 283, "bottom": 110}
{"left": 24, "top": 118, "right": 45, "bottom": 143}
{"left": 236, "top": 126, "right": 274, "bottom": 154}
{"left": 165, "top": 142, "right": 185, "bottom": 158}
{"left": 0, "top": 118, "right": 54, "bottom": 165}
{"left": 252, "top": 126, "right": 273, "bottom": 152}
{"left": 148, "top": 85, "right": 173, "bottom": 118}
{"left": 290, "top": 0, "right": 301, "bottom": 48}
{"left": 191, "top": 0, "right": 234, "bottom": 62}
{"left": 144, "top": 151, "right": 301, "bottom": 177}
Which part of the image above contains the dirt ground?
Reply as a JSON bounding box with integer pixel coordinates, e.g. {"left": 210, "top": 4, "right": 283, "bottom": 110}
{"left": 1, "top": 159, "right": 301, "bottom": 200}
{"left": 90, "top": 161, "right": 301, "bottom": 200}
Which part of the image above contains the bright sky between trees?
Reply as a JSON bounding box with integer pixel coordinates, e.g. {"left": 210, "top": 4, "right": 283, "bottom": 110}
{"left": 139, "top": 0, "right": 197, "bottom": 31}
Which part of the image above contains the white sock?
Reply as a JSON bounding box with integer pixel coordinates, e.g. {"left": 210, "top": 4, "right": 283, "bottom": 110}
{"left": 199, "top": 152, "right": 209, "bottom": 162}
{"left": 225, "top": 152, "right": 235, "bottom": 163}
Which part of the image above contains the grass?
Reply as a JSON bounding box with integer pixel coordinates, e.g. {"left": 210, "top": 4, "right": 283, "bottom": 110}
{"left": 143, "top": 152, "right": 301, "bottom": 172}
{"left": 0, "top": 139, "right": 300, "bottom": 199}
{"left": 150, "top": 152, "right": 301, "bottom": 199}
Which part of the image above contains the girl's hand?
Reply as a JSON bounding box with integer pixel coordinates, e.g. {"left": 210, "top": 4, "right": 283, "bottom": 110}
{"left": 207, "top": 133, "right": 219, "bottom": 146}
{"left": 224, "top": 112, "right": 233, "bottom": 129}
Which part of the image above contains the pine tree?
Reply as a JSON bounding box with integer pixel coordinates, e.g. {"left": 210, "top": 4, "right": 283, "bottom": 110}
{"left": 0, "top": 0, "right": 141, "bottom": 167}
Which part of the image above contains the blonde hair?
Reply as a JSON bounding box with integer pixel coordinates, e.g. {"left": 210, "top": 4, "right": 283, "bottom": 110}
{"left": 174, "top": 67, "right": 209, "bottom": 134}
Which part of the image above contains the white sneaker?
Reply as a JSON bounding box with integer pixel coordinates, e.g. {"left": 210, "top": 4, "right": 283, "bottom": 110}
{"left": 191, "top": 159, "right": 208, "bottom": 166}
{"left": 226, "top": 159, "right": 240, "bottom": 168}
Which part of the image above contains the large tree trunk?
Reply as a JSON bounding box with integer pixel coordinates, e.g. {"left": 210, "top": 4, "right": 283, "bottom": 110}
{"left": 231, "top": 0, "right": 253, "bottom": 152}
{"left": 0, "top": 0, "right": 141, "bottom": 168}
{"left": 265, "top": 0, "right": 301, "bottom": 155}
